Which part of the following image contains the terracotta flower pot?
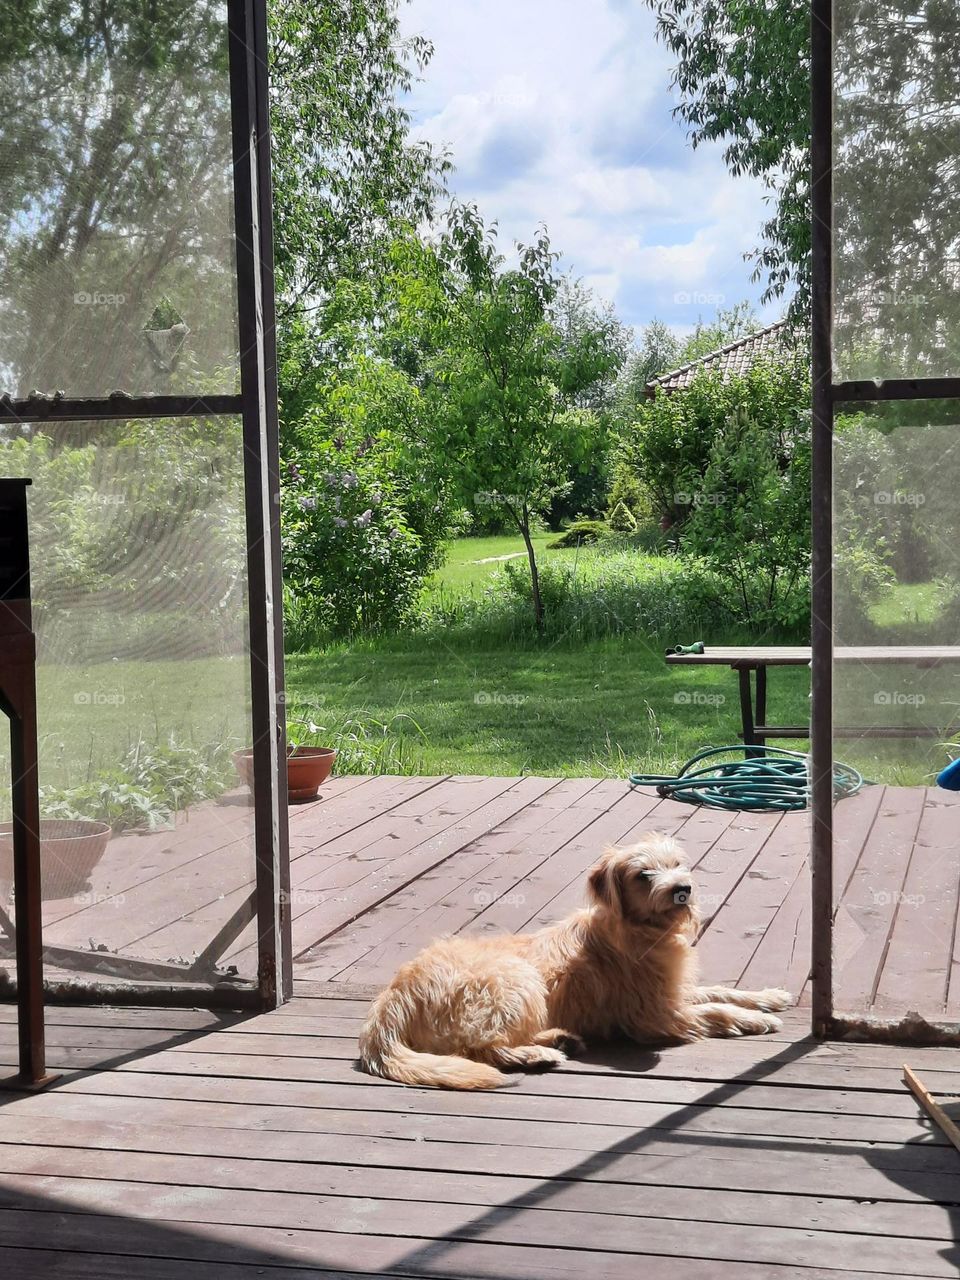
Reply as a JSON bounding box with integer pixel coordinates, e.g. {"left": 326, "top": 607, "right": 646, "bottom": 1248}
{"left": 233, "top": 745, "right": 337, "bottom": 804}
{"left": 0, "top": 819, "right": 112, "bottom": 901}
{"left": 286, "top": 746, "right": 337, "bottom": 802}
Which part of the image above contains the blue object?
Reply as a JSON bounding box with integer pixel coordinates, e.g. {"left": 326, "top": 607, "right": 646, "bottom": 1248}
{"left": 937, "top": 758, "right": 960, "bottom": 791}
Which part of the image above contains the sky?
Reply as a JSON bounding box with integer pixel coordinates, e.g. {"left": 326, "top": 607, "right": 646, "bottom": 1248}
{"left": 398, "top": 0, "right": 789, "bottom": 339}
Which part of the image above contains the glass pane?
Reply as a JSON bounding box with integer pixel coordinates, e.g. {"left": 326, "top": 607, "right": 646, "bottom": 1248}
{"left": 833, "top": 2, "right": 960, "bottom": 380}
{"left": 0, "top": 416, "right": 257, "bottom": 992}
{"left": 832, "top": 399, "right": 960, "bottom": 1022}
{"left": 0, "top": 2, "right": 239, "bottom": 399}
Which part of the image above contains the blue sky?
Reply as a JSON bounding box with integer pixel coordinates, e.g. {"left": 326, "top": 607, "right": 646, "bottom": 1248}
{"left": 399, "top": 0, "right": 789, "bottom": 338}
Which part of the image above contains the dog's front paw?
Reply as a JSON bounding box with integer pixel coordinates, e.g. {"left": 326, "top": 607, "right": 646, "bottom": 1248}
{"left": 757, "top": 1013, "right": 782, "bottom": 1033}
{"left": 755, "top": 988, "right": 792, "bottom": 1011}
{"left": 534, "top": 1028, "right": 586, "bottom": 1057}
{"left": 550, "top": 1032, "right": 586, "bottom": 1057}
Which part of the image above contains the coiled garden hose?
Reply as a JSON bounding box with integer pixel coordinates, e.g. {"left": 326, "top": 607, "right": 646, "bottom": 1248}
{"left": 629, "top": 745, "right": 863, "bottom": 813}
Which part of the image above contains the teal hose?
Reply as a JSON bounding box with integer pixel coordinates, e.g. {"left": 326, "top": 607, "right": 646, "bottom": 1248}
{"left": 629, "top": 745, "right": 863, "bottom": 812}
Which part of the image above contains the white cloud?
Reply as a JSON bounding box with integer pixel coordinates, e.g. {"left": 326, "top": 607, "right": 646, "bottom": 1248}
{"left": 399, "top": 0, "right": 790, "bottom": 332}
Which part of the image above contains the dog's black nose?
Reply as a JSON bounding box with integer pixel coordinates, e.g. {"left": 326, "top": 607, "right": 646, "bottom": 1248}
{"left": 674, "top": 885, "right": 692, "bottom": 901}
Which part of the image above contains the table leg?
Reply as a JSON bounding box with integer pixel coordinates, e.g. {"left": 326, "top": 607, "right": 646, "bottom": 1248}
{"left": 755, "top": 665, "right": 768, "bottom": 735}
{"left": 738, "top": 667, "right": 761, "bottom": 755}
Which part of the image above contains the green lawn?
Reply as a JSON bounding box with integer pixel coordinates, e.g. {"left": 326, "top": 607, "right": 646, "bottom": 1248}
{"left": 286, "top": 633, "right": 813, "bottom": 778}
{"left": 285, "top": 537, "right": 956, "bottom": 785}
{"left": 869, "top": 580, "right": 945, "bottom": 629}
{"left": 16, "top": 541, "right": 953, "bottom": 792}
{"left": 423, "top": 531, "right": 558, "bottom": 599}
{"left": 23, "top": 655, "right": 249, "bottom": 790}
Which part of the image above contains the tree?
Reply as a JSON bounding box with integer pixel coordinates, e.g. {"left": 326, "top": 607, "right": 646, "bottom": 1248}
{"left": 614, "top": 320, "right": 681, "bottom": 425}
{"left": 644, "top": 0, "right": 809, "bottom": 305}
{"left": 542, "top": 276, "right": 631, "bottom": 528}
{"left": 394, "top": 205, "right": 623, "bottom": 631}
{"left": 0, "top": 1, "right": 240, "bottom": 396}
{"left": 269, "top": 1, "right": 449, "bottom": 317}
{"left": 268, "top": 1, "right": 451, "bottom": 423}
{"left": 647, "top": 0, "right": 960, "bottom": 361}
{"left": 622, "top": 353, "right": 812, "bottom": 629}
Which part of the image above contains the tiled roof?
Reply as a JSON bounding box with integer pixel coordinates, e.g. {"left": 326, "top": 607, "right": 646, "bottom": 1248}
{"left": 645, "top": 320, "right": 794, "bottom": 396}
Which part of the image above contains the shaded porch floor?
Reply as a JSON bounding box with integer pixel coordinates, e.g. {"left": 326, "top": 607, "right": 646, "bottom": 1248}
{"left": 0, "top": 987, "right": 959, "bottom": 1278}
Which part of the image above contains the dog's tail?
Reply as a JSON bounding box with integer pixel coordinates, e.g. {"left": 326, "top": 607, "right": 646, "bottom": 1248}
{"left": 358, "top": 990, "right": 505, "bottom": 1090}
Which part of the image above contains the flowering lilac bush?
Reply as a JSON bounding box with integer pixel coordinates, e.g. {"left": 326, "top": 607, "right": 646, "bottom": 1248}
{"left": 281, "top": 371, "right": 451, "bottom": 643}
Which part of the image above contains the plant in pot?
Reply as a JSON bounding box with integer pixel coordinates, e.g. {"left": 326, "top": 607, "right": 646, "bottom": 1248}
{"left": 233, "top": 718, "right": 336, "bottom": 804}
{"left": 0, "top": 739, "right": 239, "bottom": 903}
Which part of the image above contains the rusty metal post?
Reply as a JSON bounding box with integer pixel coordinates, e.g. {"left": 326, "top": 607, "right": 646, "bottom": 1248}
{"left": 0, "top": 479, "right": 58, "bottom": 1089}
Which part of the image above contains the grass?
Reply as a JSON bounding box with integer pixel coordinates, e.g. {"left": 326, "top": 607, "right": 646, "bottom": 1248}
{"left": 286, "top": 536, "right": 955, "bottom": 785}
{"left": 869, "top": 580, "right": 945, "bottom": 629}
{"left": 286, "top": 632, "right": 813, "bottom": 778}
{"left": 17, "top": 655, "right": 249, "bottom": 792}
{"left": 13, "top": 542, "right": 952, "bottom": 792}
{"left": 286, "top": 631, "right": 953, "bottom": 784}
{"left": 426, "top": 532, "right": 557, "bottom": 594}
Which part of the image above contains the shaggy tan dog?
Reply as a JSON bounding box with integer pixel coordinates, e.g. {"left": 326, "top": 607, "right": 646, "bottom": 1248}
{"left": 359, "top": 834, "right": 791, "bottom": 1089}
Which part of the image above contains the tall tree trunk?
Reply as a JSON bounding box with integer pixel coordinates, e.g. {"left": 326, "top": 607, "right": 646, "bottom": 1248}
{"left": 518, "top": 510, "right": 544, "bottom": 633}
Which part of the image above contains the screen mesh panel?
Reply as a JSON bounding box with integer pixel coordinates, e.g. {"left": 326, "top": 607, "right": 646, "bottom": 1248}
{"left": 0, "top": 416, "right": 257, "bottom": 989}
{"left": 833, "top": 1, "right": 960, "bottom": 381}
{"left": 0, "top": 1, "right": 239, "bottom": 399}
{"left": 831, "top": 399, "right": 960, "bottom": 1021}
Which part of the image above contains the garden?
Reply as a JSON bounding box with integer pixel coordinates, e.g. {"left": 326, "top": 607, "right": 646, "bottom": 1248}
{"left": 2, "top": 0, "right": 958, "bottom": 844}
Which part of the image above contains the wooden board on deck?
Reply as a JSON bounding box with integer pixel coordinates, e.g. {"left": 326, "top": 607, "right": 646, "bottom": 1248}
{"left": 1, "top": 986, "right": 959, "bottom": 1280}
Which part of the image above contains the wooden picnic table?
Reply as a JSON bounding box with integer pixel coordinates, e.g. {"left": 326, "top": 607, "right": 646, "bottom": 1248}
{"left": 665, "top": 645, "right": 960, "bottom": 748}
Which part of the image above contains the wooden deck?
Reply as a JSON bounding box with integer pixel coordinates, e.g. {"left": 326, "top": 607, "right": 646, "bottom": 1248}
{"left": 1, "top": 989, "right": 960, "bottom": 1278}
{"left": 2, "top": 776, "right": 960, "bottom": 1276}
{"left": 7, "top": 773, "right": 960, "bottom": 1018}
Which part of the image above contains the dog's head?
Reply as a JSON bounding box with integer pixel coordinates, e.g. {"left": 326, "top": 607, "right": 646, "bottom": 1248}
{"left": 587, "top": 835, "right": 698, "bottom": 933}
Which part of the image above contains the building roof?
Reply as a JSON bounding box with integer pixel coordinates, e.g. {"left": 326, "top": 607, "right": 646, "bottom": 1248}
{"left": 644, "top": 319, "right": 794, "bottom": 397}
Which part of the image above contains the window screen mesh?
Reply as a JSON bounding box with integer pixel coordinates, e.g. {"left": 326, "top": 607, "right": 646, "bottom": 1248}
{"left": 831, "top": 399, "right": 960, "bottom": 1020}
{"left": 0, "top": 416, "right": 258, "bottom": 989}
{"left": 0, "top": 1, "right": 239, "bottom": 399}
{"left": 833, "top": 1, "right": 960, "bottom": 381}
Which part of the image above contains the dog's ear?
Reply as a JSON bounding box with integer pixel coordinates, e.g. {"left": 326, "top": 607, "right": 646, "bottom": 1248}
{"left": 587, "top": 850, "right": 624, "bottom": 914}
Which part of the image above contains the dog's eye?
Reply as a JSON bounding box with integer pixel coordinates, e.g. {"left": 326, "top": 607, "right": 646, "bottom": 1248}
{"left": 635, "top": 870, "right": 653, "bottom": 880}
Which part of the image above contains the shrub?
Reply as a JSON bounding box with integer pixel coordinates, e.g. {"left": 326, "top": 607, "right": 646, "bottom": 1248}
{"left": 621, "top": 353, "right": 812, "bottom": 631}
{"left": 416, "top": 546, "right": 797, "bottom": 645}
{"left": 547, "top": 519, "right": 607, "bottom": 549}
{"left": 606, "top": 459, "right": 651, "bottom": 522}
{"left": 39, "top": 738, "right": 236, "bottom": 832}
{"left": 281, "top": 351, "right": 452, "bottom": 646}
{"left": 608, "top": 501, "right": 638, "bottom": 533}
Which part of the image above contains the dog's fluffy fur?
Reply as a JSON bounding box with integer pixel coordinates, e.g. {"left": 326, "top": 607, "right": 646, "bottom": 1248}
{"left": 358, "top": 834, "right": 791, "bottom": 1089}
